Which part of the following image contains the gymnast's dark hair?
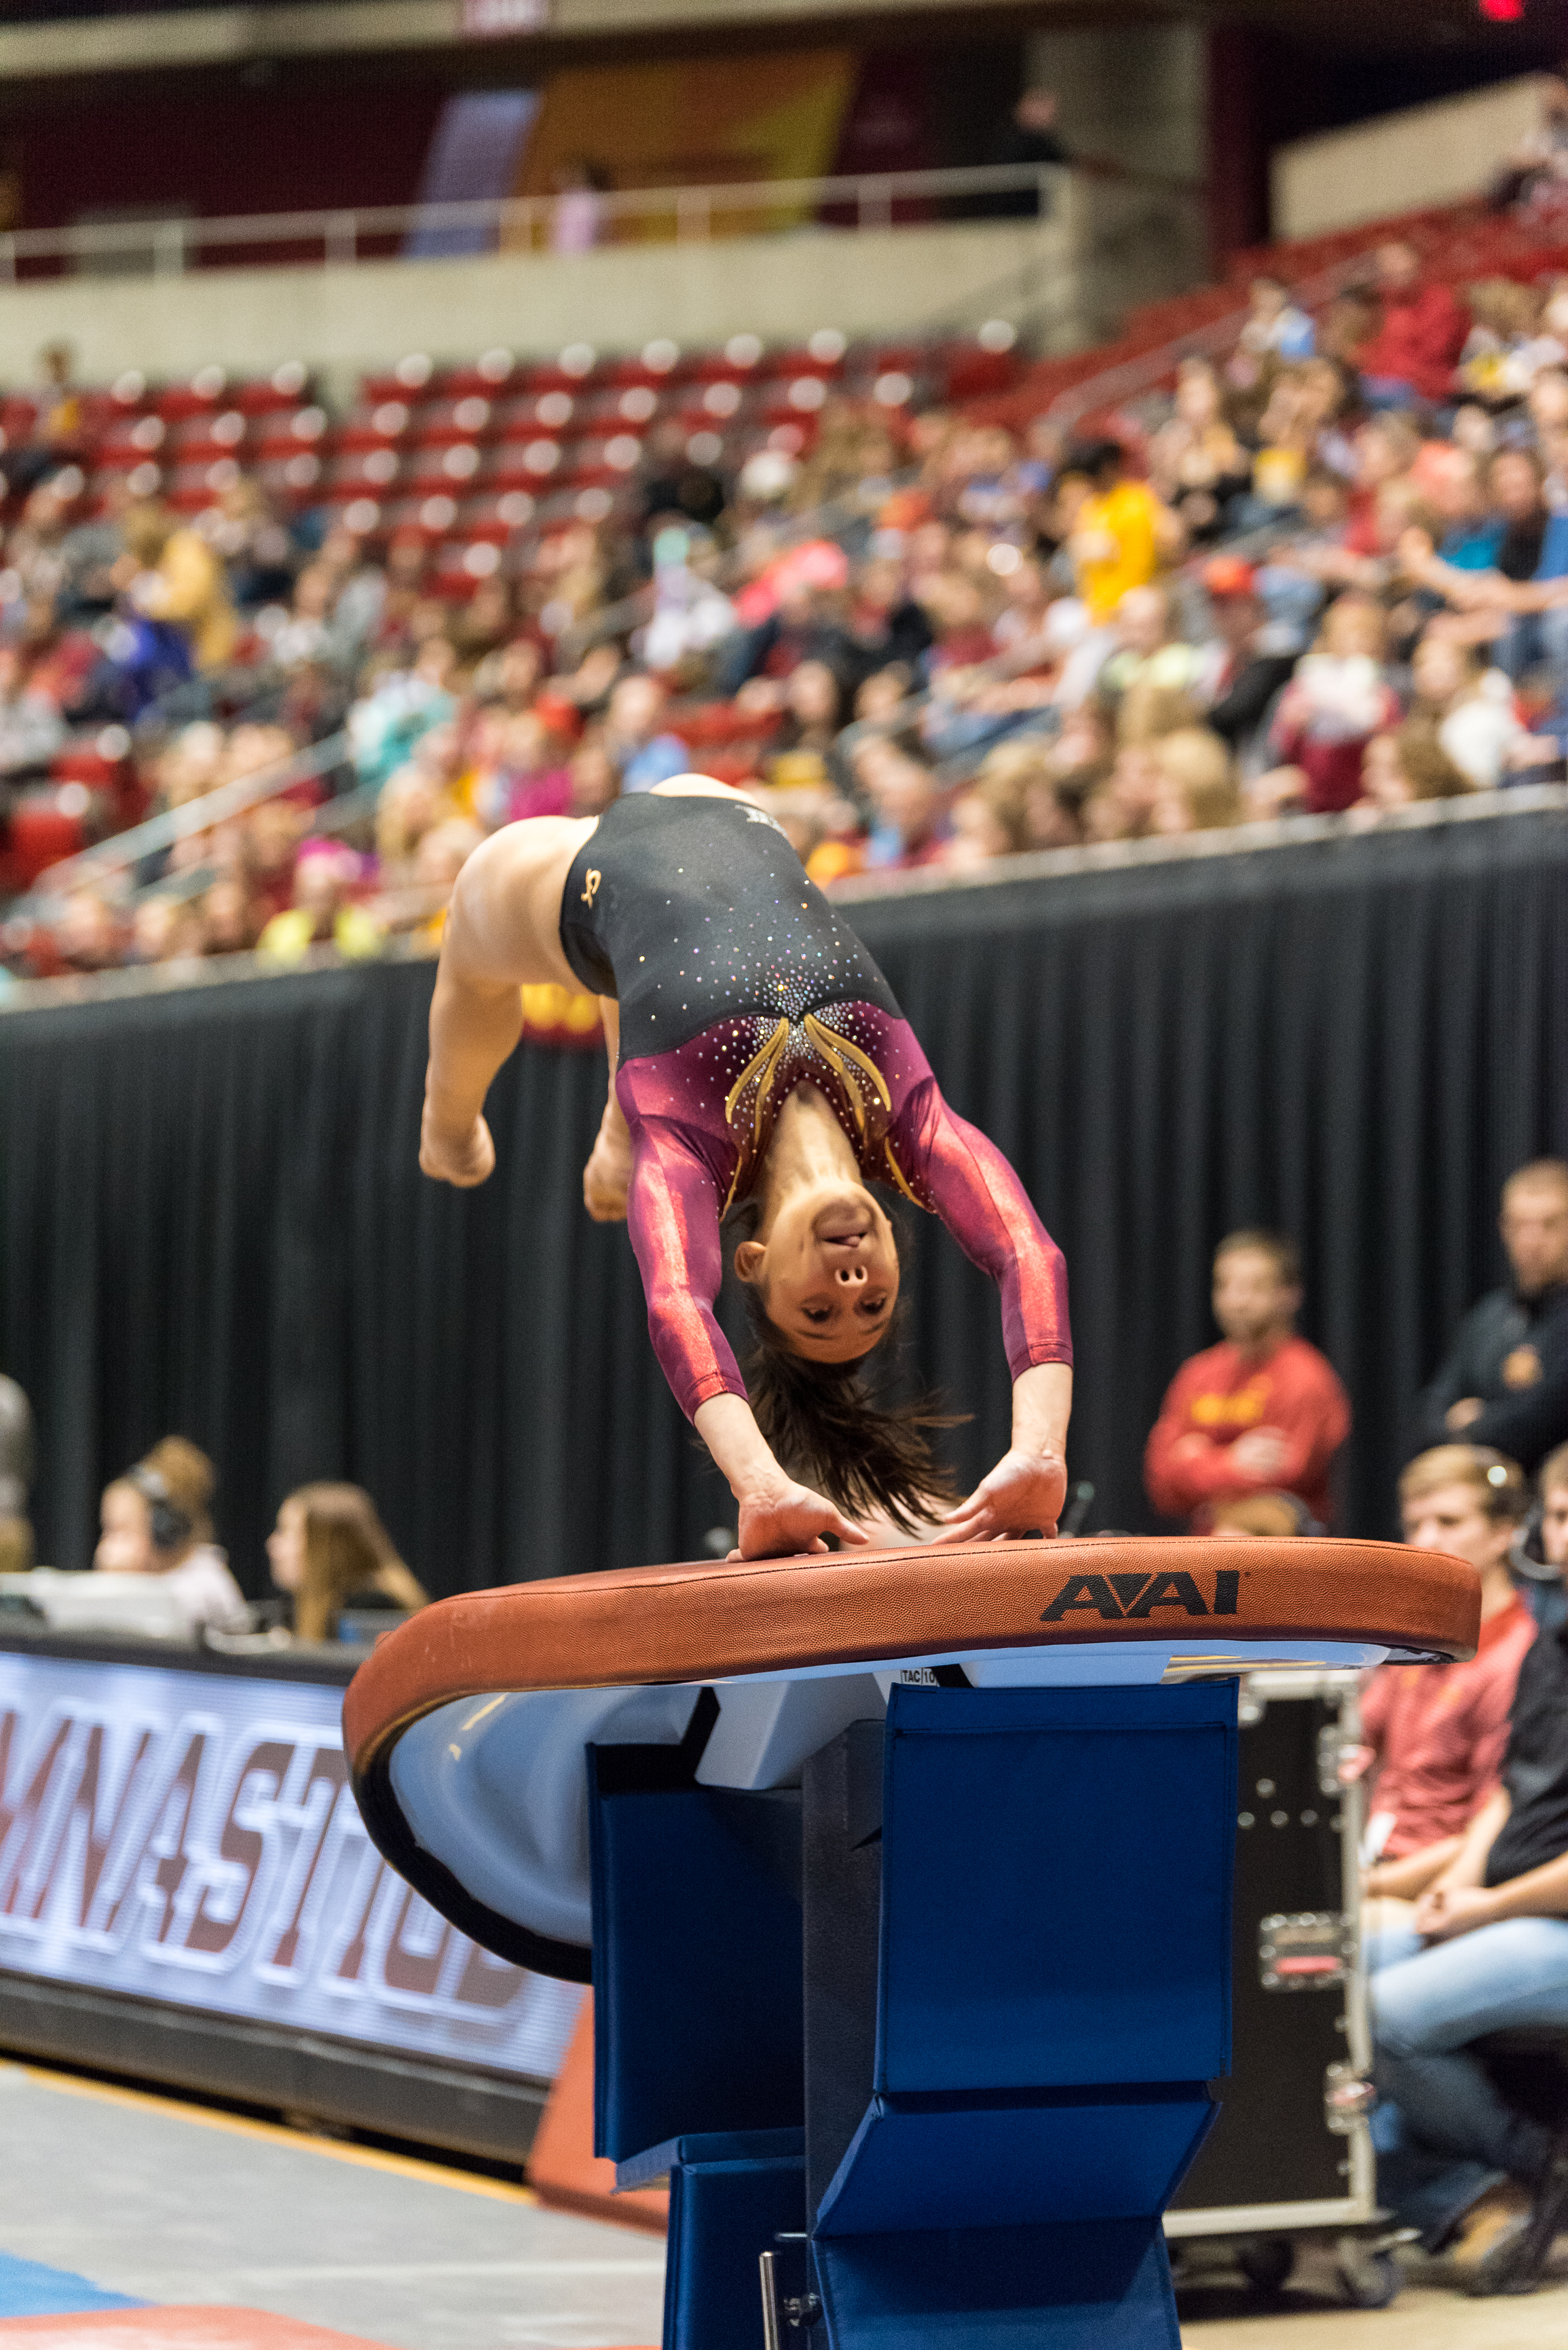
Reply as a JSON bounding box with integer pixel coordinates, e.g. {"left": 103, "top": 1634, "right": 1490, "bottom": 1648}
{"left": 726, "top": 1198, "right": 963, "bottom": 1535}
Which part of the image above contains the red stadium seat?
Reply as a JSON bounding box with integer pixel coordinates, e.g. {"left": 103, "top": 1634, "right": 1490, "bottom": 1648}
{"left": 155, "top": 366, "right": 230, "bottom": 422}
{"left": 321, "top": 447, "right": 405, "bottom": 501}
{"left": 231, "top": 363, "right": 314, "bottom": 415}
{"left": 408, "top": 397, "right": 500, "bottom": 447}
{"left": 253, "top": 407, "right": 332, "bottom": 462}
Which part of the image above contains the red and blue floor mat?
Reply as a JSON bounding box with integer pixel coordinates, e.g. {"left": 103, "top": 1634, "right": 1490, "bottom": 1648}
{"left": 0, "top": 2252, "right": 423, "bottom": 2346}
{"left": 0, "top": 2250, "right": 656, "bottom": 2347}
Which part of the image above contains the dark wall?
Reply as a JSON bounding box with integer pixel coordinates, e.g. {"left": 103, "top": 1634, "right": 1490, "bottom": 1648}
{"left": 1, "top": 812, "right": 1564, "bottom": 1596}
{"left": 7, "top": 82, "right": 446, "bottom": 234}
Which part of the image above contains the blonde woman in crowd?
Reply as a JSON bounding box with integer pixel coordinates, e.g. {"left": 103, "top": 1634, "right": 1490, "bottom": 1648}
{"left": 1148, "top": 727, "right": 1242, "bottom": 835}
{"left": 1354, "top": 724, "right": 1476, "bottom": 820}
{"left": 266, "top": 1482, "right": 427, "bottom": 1644}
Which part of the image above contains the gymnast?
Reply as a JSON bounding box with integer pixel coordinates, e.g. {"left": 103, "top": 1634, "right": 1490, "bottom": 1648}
{"left": 419, "top": 777, "right": 1072, "bottom": 1558}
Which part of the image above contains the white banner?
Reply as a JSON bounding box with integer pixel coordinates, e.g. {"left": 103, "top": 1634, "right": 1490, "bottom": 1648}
{"left": 0, "top": 1651, "right": 581, "bottom": 2082}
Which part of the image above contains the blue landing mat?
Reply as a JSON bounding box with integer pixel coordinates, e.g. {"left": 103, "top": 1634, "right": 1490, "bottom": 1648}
{"left": 0, "top": 2256, "right": 144, "bottom": 2319}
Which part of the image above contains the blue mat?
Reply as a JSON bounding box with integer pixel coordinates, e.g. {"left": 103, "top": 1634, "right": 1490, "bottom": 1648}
{"left": 0, "top": 2252, "right": 145, "bottom": 2318}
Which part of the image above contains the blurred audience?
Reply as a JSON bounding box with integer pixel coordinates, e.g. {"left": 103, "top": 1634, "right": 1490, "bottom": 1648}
{"left": 5, "top": 249, "right": 1568, "bottom": 981}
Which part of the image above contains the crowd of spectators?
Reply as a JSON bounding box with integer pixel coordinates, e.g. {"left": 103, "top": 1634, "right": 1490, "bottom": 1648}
{"left": 1, "top": 232, "right": 1567, "bottom": 985}
{"left": 1134, "top": 1155, "right": 1568, "bottom": 2294}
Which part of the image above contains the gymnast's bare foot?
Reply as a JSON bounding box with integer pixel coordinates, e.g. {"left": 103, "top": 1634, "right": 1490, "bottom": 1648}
{"left": 582, "top": 1133, "right": 632, "bottom": 1223}
{"left": 420, "top": 1110, "right": 496, "bottom": 1188}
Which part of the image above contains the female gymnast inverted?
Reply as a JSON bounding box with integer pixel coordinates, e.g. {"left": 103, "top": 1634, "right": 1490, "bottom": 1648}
{"left": 419, "top": 777, "right": 1072, "bottom": 1558}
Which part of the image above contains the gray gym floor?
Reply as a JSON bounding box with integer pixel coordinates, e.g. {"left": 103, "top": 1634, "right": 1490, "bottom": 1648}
{"left": 1, "top": 2057, "right": 1565, "bottom": 2347}
{"left": 0, "top": 2062, "right": 664, "bottom": 2348}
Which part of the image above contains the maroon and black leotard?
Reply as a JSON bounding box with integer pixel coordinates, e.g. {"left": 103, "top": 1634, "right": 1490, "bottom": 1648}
{"left": 560, "top": 792, "right": 1071, "bottom": 1419}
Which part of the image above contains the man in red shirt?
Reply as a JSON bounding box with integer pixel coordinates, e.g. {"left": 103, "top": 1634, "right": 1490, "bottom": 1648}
{"left": 1359, "top": 1446, "right": 1537, "bottom": 1901}
{"left": 1144, "top": 1229, "right": 1350, "bottom": 1528}
{"left": 1356, "top": 240, "right": 1468, "bottom": 411}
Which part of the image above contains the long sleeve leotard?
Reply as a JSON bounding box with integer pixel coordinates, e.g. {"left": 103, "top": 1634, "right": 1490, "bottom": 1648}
{"left": 559, "top": 792, "right": 1071, "bottom": 1419}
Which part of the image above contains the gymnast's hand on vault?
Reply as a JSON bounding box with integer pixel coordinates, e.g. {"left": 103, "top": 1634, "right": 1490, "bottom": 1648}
{"left": 419, "top": 1110, "right": 496, "bottom": 1188}
{"left": 733, "top": 1478, "right": 872, "bottom": 1561}
{"left": 942, "top": 1448, "right": 1068, "bottom": 1543}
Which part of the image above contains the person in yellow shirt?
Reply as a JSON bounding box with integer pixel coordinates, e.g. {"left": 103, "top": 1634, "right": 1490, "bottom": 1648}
{"left": 117, "top": 499, "right": 238, "bottom": 672}
{"left": 1068, "top": 438, "right": 1184, "bottom": 625}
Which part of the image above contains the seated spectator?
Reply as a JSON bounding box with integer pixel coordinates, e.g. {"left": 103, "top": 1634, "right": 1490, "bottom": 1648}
{"left": 1417, "top": 1158, "right": 1568, "bottom": 1475}
{"left": 348, "top": 638, "right": 458, "bottom": 790}
{"left": 1354, "top": 721, "right": 1475, "bottom": 815}
{"left": 1, "top": 341, "right": 84, "bottom": 498}
{"left": 969, "top": 736, "right": 1064, "bottom": 854}
{"left": 1368, "top": 1569, "right": 1568, "bottom": 2278}
{"left": 1260, "top": 592, "right": 1401, "bottom": 814}
{"left": 0, "top": 642, "right": 65, "bottom": 776}
{"left": 52, "top": 888, "right": 122, "bottom": 974}
{"left": 1066, "top": 439, "right": 1182, "bottom": 625}
{"left": 856, "top": 733, "right": 948, "bottom": 870}
{"left": 1232, "top": 274, "right": 1315, "bottom": 373}
{"left": 1196, "top": 557, "right": 1300, "bottom": 765}
{"left": 487, "top": 710, "right": 574, "bottom": 827}
{"left": 1147, "top": 360, "right": 1250, "bottom": 543}
{"left": 1098, "top": 583, "right": 1205, "bottom": 740}
{"left": 0, "top": 1371, "right": 33, "bottom": 1577}
{"left": 199, "top": 876, "right": 260, "bottom": 959}
{"left": 566, "top": 729, "right": 622, "bottom": 817}
{"left": 1358, "top": 1448, "right": 1537, "bottom": 1906}
{"left": 1144, "top": 1228, "right": 1351, "bottom": 1529}
{"left": 943, "top": 763, "right": 1032, "bottom": 872}
{"left": 265, "top": 1482, "right": 427, "bottom": 1645}
{"left": 1356, "top": 240, "right": 1468, "bottom": 411}
{"left": 1529, "top": 1443, "right": 1568, "bottom": 1634}
{"left": 129, "top": 893, "right": 204, "bottom": 965}
{"left": 1407, "top": 634, "right": 1528, "bottom": 790}
{"left": 115, "top": 497, "right": 238, "bottom": 673}
{"left": 257, "top": 841, "right": 384, "bottom": 966}
{"left": 93, "top": 1436, "right": 246, "bottom": 1634}
{"left": 1083, "top": 739, "right": 1161, "bottom": 843}
{"left": 767, "top": 659, "right": 853, "bottom": 794}
{"left": 1146, "top": 726, "right": 1241, "bottom": 834}
{"left": 1491, "top": 72, "right": 1568, "bottom": 216}
{"left": 846, "top": 557, "right": 933, "bottom": 676}
{"left": 641, "top": 527, "right": 736, "bottom": 678}
{"left": 603, "top": 671, "right": 690, "bottom": 793}
{"left": 1459, "top": 278, "right": 1563, "bottom": 409}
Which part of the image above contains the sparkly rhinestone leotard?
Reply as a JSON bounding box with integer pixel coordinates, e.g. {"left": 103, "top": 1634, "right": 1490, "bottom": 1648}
{"left": 561, "top": 792, "right": 1071, "bottom": 1420}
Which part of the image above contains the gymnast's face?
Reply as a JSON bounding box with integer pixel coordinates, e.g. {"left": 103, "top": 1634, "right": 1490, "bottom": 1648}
{"left": 734, "top": 1183, "right": 900, "bottom": 1363}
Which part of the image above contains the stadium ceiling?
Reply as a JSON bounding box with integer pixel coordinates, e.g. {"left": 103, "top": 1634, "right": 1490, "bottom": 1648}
{"left": 0, "top": 0, "right": 1548, "bottom": 84}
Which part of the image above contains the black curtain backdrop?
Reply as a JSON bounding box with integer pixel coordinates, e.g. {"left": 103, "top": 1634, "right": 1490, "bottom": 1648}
{"left": 2, "top": 813, "right": 1565, "bottom": 1596}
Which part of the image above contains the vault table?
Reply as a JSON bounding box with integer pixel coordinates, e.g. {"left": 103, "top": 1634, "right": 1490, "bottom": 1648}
{"left": 346, "top": 1536, "right": 1476, "bottom": 2349}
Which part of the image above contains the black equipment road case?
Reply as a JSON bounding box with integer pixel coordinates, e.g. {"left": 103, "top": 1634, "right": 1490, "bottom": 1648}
{"left": 1165, "top": 1668, "right": 1408, "bottom": 2308}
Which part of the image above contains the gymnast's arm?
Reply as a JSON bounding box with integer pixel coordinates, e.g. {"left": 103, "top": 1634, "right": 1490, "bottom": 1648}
{"left": 627, "top": 1116, "right": 868, "bottom": 1559}
{"left": 895, "top": 1084, "right": 1074, "bottom": 1541}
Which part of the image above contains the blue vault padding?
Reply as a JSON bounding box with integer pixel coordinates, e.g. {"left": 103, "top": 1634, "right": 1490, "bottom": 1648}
{"left": 588, "top": 1680, "right": 1238, "bottom": 2350}
{"left": 586, "top": 1752, "right": 804, "bottom": 2164}
{"left": 813, "top": 1682, "right": 1238, "bottom": 2350}
{"left": 615, "top": 2130, "right": 804, "bottom": 2350}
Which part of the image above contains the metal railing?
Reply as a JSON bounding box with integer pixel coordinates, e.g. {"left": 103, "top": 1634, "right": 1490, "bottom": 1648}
{"left": 0, "top": 162, "right": 1199, "bottom": 282}
{"left": 1038, "top": 240, "right": 1404, "bottom": 430}
{"left": 18, "top": 730, "right": 350, "bottom": 915}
